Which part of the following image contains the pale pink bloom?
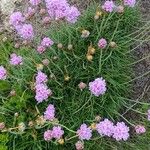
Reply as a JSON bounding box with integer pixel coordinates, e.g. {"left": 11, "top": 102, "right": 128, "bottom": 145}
{"left": 135, "top": 125, "right": 146, "bottom": 134}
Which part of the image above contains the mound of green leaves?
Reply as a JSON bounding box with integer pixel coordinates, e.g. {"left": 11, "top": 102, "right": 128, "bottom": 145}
{"left": 0, "top": 3, "right": 147, "bottom": 150}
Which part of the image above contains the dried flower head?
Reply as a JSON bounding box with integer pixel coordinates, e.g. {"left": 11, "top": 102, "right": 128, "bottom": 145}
{"left": 81, "top": 30, "right": 90, "bottom": 38}
{"left": 18, "top": 122, "right": 26, "bottom": 132}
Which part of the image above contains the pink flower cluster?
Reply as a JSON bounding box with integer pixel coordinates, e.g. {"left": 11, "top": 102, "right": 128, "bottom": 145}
{"left": 102, "top": 1, "right": 115, "bottom": 12}
{"left": 44, "top": 0, "right": 80, "bottom": 23}
{"left": 148, "top": 109, "right": 150, "bottom": 121}
{"left": 9, "top": 12, "right": 34, "bottom": 40}
{"left": 96, "top": 119, "right": 130, "bottom": 141}
{"left": 75, "top": 141, "right": 84, "bottom": 150}
{"left": 65, "top": 6, "right": 81, "bottom": 24}
{"left": 113, "top": 122, "right": 129, "bottom": 141}
{"left": 44, "top": 104, "right": 55, "bottom": 121}
{"left": 35, "top": 71, "right": 52, "bottom": 103}
{"left": 135, "top": 125, "right": 146, "bottom": 134}
{"left": 96, "top": 119, "right": 114, "bottom": 137}
{"left": 77, "top": 124, "right": 92, "bottom": 140}
{"left": 124, "top": 0, "right": 136, "bottom": 7}
{"left": 89, "top": 77, "right": 107, "bottom": 96}
{"left": 44, "top": 126, "right": 64, "bottom": 141}
{"left": 9, "top": 12, "right": 25, "bottom": 26}
{"left": 29, "top": 0, "right": 41, "bottom": 6}
{"left": 102, "top": 0, "right": 136, "bottom": 13}
{"left": 18, "top": 24, "right": 34, "bottom": 40}
{"left": 35, "top": 71, "right": 48, "bottom": 84}
{"left": 35, "top": 84, "right": 52, "bottom": 103}
{"left": 98, "top": 38, "right": 107, "bottom": 49}
{"left": 37, "top": 37, "right": 54, "bottom": 54}
{"left": 10, "top": 53, "right": 23, "bottom": 66}
{"left": 0, "top": 66, "right": 7, "bottom": 80}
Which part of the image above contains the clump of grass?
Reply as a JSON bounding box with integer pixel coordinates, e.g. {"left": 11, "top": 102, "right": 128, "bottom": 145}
{"left": 0, "top": 2, "right": 150, "bottom": 150}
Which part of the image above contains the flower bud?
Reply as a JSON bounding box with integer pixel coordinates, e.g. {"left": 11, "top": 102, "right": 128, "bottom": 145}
{"left": 78, "top": 82, "right": 87, "bottom": 91}
{"left": 94, "top": 15, "right": 99, "bottom": 20}
{"left": 95, "top": 115, "right": 101, "bottom": 122}
{"left": 0, "top": 122, "right": 5, "bottom": 130}
{"left": 42, "top": 59, "right": 49, "bottom": 66}
{"left": 81, "top": 30, "right": 90, "bottom": 38}
{"left": 22, "top": 40, "right": 28, "bottom": 46}
{"left": 39, "top": 8, "right": 46, "bottom": 15}
{"left": 36, "top": 64, "right": 44, "bottom": 71}
{"left": 14, "top": 112, "right": 19, "bottom": 117}
{"left": 14, "top": 43, "right": 20, "bottom": 49}
{"left": 57, "top": 43, "right": 63, "bottom": 49}
{"left": 36, "top": 115, "right": 46, "bottom": 126}
{"left": 53, "top": 56, "right": 58, "bottom": 60}
{"left": 68, "top": 44, "right": 73, "bottom": 50}
{"left": 75, "top": 141, "right": 84, "bottom": 150}
{"left": 58, "top": 138, "right": 65, "bottom": 145}
{"left": 2, "top": 37, "right": 7, "bottom": 42}
{"left": 28, "top": 121, "right": 34, "bottom": 127}
{"left": 18, "top": 122, "right": 26, "bottom": 132}
{"left": 109, "top": 41, "right": 117, "bottom": 48}
{"left": 88, "top": 47, "right": 96, "bottom": 55}
{"left": 42, "top": 17, "right": 51, "bottom": 25}
{"left": 64, "top": 75, "right": 70, "bottom": 81}
{"left": 117, "top": 5, "right": 124, "bottom": 13}
{"left": 86, "top": 54, "right": 93, "bottom": 62}
{"left": 90, "top": 123, "right": 96, "bottom": 130}
{"left": 10, "top": 90, "right": 16, "bottom": 96}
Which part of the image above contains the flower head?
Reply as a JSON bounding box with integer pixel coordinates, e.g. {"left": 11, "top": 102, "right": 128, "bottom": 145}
{"left": 41, "top": 37, "right": 54, "bottom": 48}
{"left": 0, "top": 66, "right": 7, "bottom": 80}
{"left": 9, "top": 12, "right": 25, "bottom": 26}
{"left": 29, "top": 0, "right": 41, "bottom": 6}
{"left": 44, "top": 130, "right": 53, "bottom": 141}
{"left": 66, "top": 6, "right": 80, "bottom": 23}
{"left": 148, "top": 109, "right": 150, "bottom": 121}
{"left": 124, "top": 0, "right": 136, "bottom": 7}
{"left": 45, "top": 0, "right": 69, "bottom": 19}
{"left": 75, "top": 141, "right": 84, "bottom": 150}
{"left": 89, "top": 77, "right": 107, "bottom": 96}
{"left": 42, "top": 59, "right": 50, "bottom": 66}
{"left": 52, "top": 126, "right": 64, "bottom": 139}
{"left": 135, "top": 125, "right": 146, "bottom": 134}
{"left": 35, "top": 83, "right": 52, "bottom": 103}
{"left": 0, "top": 122, "right": 5, "bottom": 130}
{"left": 78, "top": 82, "right": 87, "bottom": 91}
{"left": 81, "top": 30, "right": 90, "bottom": 38}
{"left": 44, "top": 104, "right": 55, "bottom": 121}
{"left": 96, "top": 119, "right": 114, "bottom": 137}
{"left": 102, "top": 1, "right": 114, "bottom": 12}
{"left": 113, "top": 122, "right": 129, "bottom": 141}
{"left": 98, "top": 38, "right": 107, "bottom": 49}
{"left": 10, "top": 53, "right": 23, "bottom": 66}
{"left": 37, "top": 45, "right": 46, "bottom": 54}
{"left": 35, "top": 71, "right": 48, "bottom": 84}
{"left": 19, "top": 24, "right": 34, "bottom": 40}
{"left": 77, "top": 124, "right": 92, "bottom": 140}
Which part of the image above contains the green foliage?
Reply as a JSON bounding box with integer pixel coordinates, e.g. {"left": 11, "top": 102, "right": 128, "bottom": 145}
{"left": 0, "top": 2, "right": 149, "bottom": 150}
